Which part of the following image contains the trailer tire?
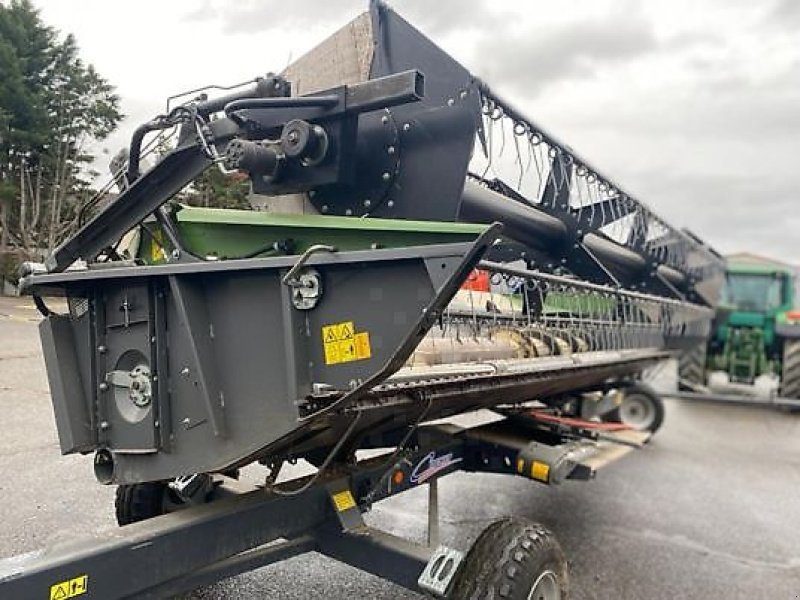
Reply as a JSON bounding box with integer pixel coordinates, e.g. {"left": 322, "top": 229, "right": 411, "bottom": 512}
{"left": 115, "top": 482, "right": 182, "bottom": 526}
{"left": 678, "top": 342, "right": 706, "bottom": 386}
{"left": 605, "top": 384, "right": 665, "bottom": 434}
{"left": 448, "top": 518, "right": 568, "bottom": 600}
{"left": 780, "top": 339, "right": 800, "bottom": 401}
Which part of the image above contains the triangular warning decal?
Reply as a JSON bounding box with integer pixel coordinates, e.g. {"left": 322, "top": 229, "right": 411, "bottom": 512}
{"left": 51, "top": 584, "right": 68, "bottom": 600}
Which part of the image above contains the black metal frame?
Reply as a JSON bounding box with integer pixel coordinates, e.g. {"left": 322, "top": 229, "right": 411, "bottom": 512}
{"left": 0, "top": 415, "right": 638, "bottom": 599}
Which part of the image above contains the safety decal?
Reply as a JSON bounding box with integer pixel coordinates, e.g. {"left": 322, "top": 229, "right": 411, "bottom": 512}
{"left": 49, "top": 575, "right": 88, "bottom": 600}
{"left": 331, "top": 489, "right": 357, "bottom": 512}
{"left": 322, "top": 321, "right": 372, "bottom": 365}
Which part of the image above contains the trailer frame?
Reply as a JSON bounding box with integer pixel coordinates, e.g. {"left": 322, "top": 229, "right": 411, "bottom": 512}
{"left": 0, "top": 412, "right": 648, "bottom": 599}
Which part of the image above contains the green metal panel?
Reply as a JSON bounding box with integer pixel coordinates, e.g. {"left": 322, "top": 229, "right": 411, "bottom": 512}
{"left": 172, "top": 206, "right": 489, "bottom": 259}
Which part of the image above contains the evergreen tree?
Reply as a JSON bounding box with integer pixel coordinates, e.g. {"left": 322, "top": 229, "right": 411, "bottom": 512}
{"left": 0, "top": 0, "right": 122, "bottom": 267}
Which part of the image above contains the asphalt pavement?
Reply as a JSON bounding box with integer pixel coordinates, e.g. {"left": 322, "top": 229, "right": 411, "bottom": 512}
{"left": 1, "top": 294, "right": 799, "bottom": 599}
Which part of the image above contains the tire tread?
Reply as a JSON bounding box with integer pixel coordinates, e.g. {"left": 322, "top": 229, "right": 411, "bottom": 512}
{"left": 115, "top": 482, "right": 167, "bottom": 526}
{"left": 449, "top": 518, "right": 568, "bottom": 600}
{"left": 781, "top": 339, "right": 800, "bottom": 399}
{"left": 679, "top": 343, "right": 706, "bottom": 385}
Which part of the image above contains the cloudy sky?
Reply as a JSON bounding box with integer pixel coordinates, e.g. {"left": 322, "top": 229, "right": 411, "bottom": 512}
{"left": 35, "top": 0, "right": 800, "bottom": 263}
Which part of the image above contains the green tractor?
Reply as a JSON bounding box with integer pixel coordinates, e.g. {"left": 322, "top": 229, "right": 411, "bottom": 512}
{"left": 679, "top": 261, "right": 800, "bottom": 404}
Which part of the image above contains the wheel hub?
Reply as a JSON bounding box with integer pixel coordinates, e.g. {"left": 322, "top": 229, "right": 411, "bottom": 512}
{"left": 619, "top": 393, "right": 656, "bottom": 430}
{"left": 527, "top": 570, "right": 561, "bottom": 600}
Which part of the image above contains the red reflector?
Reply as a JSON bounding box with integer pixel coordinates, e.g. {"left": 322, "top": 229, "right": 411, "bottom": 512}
{"left": 461, "top": 268, "right": 490, "bottom": 292}
{"left": 786, "top": 310, "right": 800, "bottom": 320}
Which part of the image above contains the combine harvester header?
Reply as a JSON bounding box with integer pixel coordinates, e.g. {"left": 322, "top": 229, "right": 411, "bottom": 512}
{"left": 6, "top": 2, "right": 724, "bottom": 598}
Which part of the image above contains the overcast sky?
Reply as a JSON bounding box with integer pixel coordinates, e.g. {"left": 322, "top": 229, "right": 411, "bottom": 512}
{"left": 34, "top": 0, "right": 800, "bottom": 263}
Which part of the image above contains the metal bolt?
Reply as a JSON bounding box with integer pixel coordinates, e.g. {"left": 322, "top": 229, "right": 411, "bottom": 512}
{"left": 387, "top": 200, "right": 395, "bottom": 208}
{"left": 363, "top": 199, "right": 371, "bottom": 208}
{"left": 460, "top": 90, "right": 468, "bottom": 99}
{"left": 381, "top": 115, "right": 389, "bottom": 125}
{"left": 447, "top": 98, "right": 454, "bottom": 106}
{"left": 182, "top": 417, "right": 191, "bottom": 428}
{"left": 150, "top": 336, "right": 156, "bottom": 343}
{"left": 321, "top": 205, "right": 329, "bottom": 213}
{"left": 382, "top": 172, "right": 391, "bottom": 181}
{"left": 99, "top": 421, "right": 110, "bottom": 431}
{"left": 181, "top": 367, "right": 190, "bottom": 376}
{"left": 99, "top": 382, "right": 109, "bottom": 392}
{"left": 403, "top": 123, "right": 411, "bottom": 132}
{"left": 97, "top": 345, "right": 107, "bottom": 354}
{"left": 387, "top": 145, "right": 396, "bottom": 155}
{"left": 171, "top": 249, "right": 181, "bottom": 259}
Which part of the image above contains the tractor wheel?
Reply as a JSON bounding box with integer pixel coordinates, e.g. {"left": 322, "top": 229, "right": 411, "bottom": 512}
{"left": 115, "top": 481, "right": 185, "bottom": 526}
{"left": 448, "top": 518, "right": 568, "bottom": 600}
{"left": 678, "top": 342, "right": 707, "bottom": 387}
{"left": 780, "top": 339, "right": 800, "bottom": 400}
{"left": 604, "top": 383, "right": 665, "bottom": 434}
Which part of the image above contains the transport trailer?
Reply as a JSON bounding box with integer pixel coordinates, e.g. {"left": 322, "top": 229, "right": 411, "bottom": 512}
{"left": 5, "top": 1, "right": 724, "bottom": 597}
{"left": 0, "top": 408, "right": 653, "bottom": 600}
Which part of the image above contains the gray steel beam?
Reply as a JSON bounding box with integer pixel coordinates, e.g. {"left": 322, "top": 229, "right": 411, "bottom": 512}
{"left": 0, "top": 485, "right": 333, "bottom": 600}
{"left": 137, "top": 536, "right": 318, "bottom": 599}
{"left": 315, "top": 523, "right": 432, "bottom": 592}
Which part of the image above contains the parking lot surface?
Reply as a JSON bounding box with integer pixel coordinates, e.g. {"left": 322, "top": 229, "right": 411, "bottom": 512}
{"left": 1, "top": 295, "right": 799, "bottom": 599}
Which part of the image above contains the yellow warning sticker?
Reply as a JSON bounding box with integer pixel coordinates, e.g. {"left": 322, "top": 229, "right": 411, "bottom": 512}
{"left": 331, "top": 489, "right": 357, "bottom": 512}
{"left": 49, "top": 575, "right": 88, "bottom": 600}
{"left": 322, "top": 321, "right": 372, "bottom": 365}
{"left": 531, "top": 461, "right": 550, "bottom": 482}
{"left": 354, "top": 332, "right": 371, "bottom": 360}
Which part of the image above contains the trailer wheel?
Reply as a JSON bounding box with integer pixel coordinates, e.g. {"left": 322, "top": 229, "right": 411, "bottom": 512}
{"left": 678, "top": 342, "right": 707, "bottom": 386}
{"left": 780, "top": 339, "right": 800, "bottom": 400}
{"left": 605, "top": 384, "right": 665, "bottom": 433}
{"left": 448, "top": 518, "right": 568, "bottom": 600}
{"left": 115, "top": 482, "right": 185, "bottom": 525}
